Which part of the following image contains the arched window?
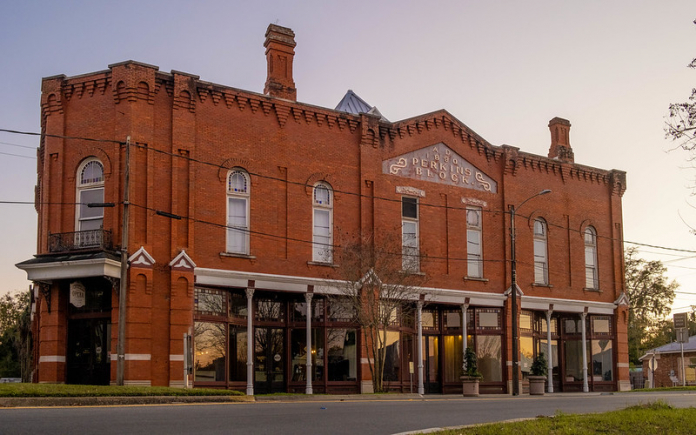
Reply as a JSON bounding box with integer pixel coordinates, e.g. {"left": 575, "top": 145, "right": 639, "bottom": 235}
{"left": 584, "top": 227, "right": 598, "bottom": 289}
{"left": 312, "top": 182, "right": 333, "bottom": 263}
{"left": 227, "top": 169, "right": 250, "bottom": 254}
{"left": 533, "top": 219, "right": 548, "bottom": 285}
{"left": 76, "top": 159, "right": 104, "bottom": 233}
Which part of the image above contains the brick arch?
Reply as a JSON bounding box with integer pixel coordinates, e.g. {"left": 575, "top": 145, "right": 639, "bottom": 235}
{"left": 42, "top": 93, "right": 64, "bottom": 117}
{"left": 175, "top": 89, "right": 194, "bottom": 112}
{"left": 137, "top": 81, "right": 153, "bottom": 104}
{"left": 304, "top": 172, "right": 340, "bottom": 198}
{"left": 113, "top": 80, "right": 127, "bottom": 103}
{"left": 579, "top": 219, "right": 596, "bottom": 237}
{"left": 70, "top": 151, "right": 113, "bottom": 183}
{"left": 526, "top": 212, "right": 551, "bottom": 234}
{"left": 135, "top": 273, "right": 147, "bottom": 295}
{"left": 218, "top": 158, "right": 253, "bottom": 183}
{"left": 173, "top": 275, "right": 190, "bottom": 297}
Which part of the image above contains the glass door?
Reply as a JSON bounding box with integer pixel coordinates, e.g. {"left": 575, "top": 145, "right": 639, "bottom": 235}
{"left": 422, "top": 336, "right": 440, "bottom": 393}
{"left": 254, "top": 327, "right": 285, "bottom": 393}
{"left": 66, "top": 318, "right": 110, "bottom": 385}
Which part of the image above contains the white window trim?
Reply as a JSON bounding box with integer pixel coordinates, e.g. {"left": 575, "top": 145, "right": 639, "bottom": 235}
{"left": 312, "top": 182, "right": 333, "bottom": 263}
{"left": 533, "top": 219, "right": 549, "bottom": 285}
{"left": 584, "top": 227, "right": 599, "bottom": 289}
{"left": 466, "top": 207, "right": 483, "bottom": 278}
{"left": 226, "top": 169, "right": 250, "bottom": 255}
{"left": 402, "top": 196, "right": 420, "bottom": 272}
{"left": 75, "top": 158, "right": 104, "bottom": 233}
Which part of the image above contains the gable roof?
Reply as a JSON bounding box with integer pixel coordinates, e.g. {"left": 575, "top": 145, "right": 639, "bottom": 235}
{"left": 639, "top": 334, "right": 696, "bottom": 360}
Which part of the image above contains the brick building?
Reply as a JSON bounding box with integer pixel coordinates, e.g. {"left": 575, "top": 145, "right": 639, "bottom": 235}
{"left": 640, "top": 335, "right": 696, "bottom": 388}
{"left": 17, "top": 24, "right": 630, "bottom": 393}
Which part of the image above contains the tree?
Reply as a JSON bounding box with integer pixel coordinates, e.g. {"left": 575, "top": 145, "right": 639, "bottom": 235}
{"left": 329, "top": 233, "right": 426, "bottom": 393}
{"left": 0, "top": 290, "right": 32, "bottom": 380}
{"left": 666, "top": 20, "right": 696, "bottom": 155}
{"left": 624, "top": 248, "right": 678, "bottom": 365}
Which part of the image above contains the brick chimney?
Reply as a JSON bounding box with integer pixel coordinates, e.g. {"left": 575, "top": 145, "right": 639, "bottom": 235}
{"left": 264, "top": 24, "right": 297, "bottom": 101}
{"left": 547, "top": 117, "right": 574, "bottom": 163}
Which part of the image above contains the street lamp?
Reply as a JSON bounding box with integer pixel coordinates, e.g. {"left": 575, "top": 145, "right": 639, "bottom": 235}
{"left": 510, "top": 189, "right": 551, "bottom": 396}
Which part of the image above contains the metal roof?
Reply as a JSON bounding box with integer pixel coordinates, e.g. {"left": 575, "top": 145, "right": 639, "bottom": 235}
{"left": 335, "top": 90, "right": 388, "bottom": 121}
{"left": 639, "top": 334, "right": 696, "bottom": 360}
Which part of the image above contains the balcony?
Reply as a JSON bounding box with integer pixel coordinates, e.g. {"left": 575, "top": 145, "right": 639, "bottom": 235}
{"left": 48, "top": 229, "right": 114, "bottom": 253}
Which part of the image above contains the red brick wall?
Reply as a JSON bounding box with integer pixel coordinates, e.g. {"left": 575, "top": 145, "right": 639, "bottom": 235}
{"left": 642, "top": 352, "right": 696, "bottom": 387}
{"left": 34, "top": 60, "right": 627, "bottom": 387}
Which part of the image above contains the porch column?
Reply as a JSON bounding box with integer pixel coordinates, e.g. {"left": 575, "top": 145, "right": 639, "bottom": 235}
{"left": 305, "top": 291, "right": 313, "bottom": 395}
{"left": 581, "top": 311, "right": 588, "bottom": 393}
{"left": 461, "top": 302, "right": 469, "bottom": 372}
{"left": 246, "top": 287, "right": 255, "bottom": 396}
{"left": 417, "top": 300, "right": 424, "bottom": 395}
{"left": 545, "top": 309, "right": 553, "bottom": 393}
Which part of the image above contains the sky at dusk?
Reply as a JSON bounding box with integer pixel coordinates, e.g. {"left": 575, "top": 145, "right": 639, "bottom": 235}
{"left": 0, "top": 1, "right": 695, "bottom": 312}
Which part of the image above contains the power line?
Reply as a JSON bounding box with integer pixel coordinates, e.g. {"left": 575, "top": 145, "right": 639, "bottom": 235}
{"left": 2, "top": 127, "right": 696, "bottom": 256}
{"left": 0, "top": 141, "right": 37, "bottom": 150}
{"left": 0, "top": 128, "right": 124, "bottom": 145}
{"left": 0, "top": 151, "right": 35, "bottom": 160}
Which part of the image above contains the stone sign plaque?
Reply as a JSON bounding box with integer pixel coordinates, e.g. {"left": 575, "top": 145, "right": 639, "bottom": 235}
{"left": 383, "top": 143, "right": 497, "bottom": 193}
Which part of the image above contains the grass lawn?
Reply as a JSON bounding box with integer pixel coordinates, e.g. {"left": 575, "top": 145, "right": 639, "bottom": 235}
{"left": 0, "top": 383, "right": 244, "bottom": 397}
{"left": 425, "top": 402, "right": 696, "bottom": 435}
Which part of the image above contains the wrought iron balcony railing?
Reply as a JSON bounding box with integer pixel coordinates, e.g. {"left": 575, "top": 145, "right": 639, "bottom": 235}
{"left": 48, "top": 229, "right": 114, "bottom": 253}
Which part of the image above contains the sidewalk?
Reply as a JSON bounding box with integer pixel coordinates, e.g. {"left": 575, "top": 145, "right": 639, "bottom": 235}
{"left": 0, "top": 392, "right": 603, "bottom": 408}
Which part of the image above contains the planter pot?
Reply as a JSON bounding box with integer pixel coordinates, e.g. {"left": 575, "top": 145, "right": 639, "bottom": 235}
{"left": 528, "top": 375, "right": 546, "bottom": 395}
{"left": 460, "top": 375, "right": 481, "bottom": 397}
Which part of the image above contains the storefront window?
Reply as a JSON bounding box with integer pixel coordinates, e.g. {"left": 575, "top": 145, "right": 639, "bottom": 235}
{"left": 229, "top": 326, "right": 247, "bottom": 382}
{"left": 476, "top": 308, "right": 501, "bottom": 331}
{"left": 540, "top": 317, "right": 557, "bottom": 334}
{"left": 520, "top": 312, "right": 533, "bottom": 332}
{"left": 538, "top": 339, "right": 559, "bottom": 369}
{"left": 443, "top": 334, "right": 463, "bottom": 382}
{"left": 195, "top": 288, "right": 226, "bottom": 316}
{"left": 477, "top": 335, "right": 502, "bottom": 382}
{"left": 194, "top": 321, "right": 226, "bottom": 382}
{"left": 422, "top": 310, "right": 438, "bottom": 330}
{"left": 382, "top": 331, "right": 401, "bottom": 381}
{"left": 564, "top": 340, "right": 584, "bottom": 382}
{"left": 444, "top": 311, "right": 460, "bottom": 329}
{"left": 292, "top": 299, "right": 324, "bottom": 323}
{"left": 520, "top": 336, "right": 534, "bottom": 378}
{"left": 592, "top": 339, "right": 613, "bottom": 381}
{"left": 256, "top": 300, "right": 284, "bottom": 322}
{"left": 230, "top": 293, "right": 247, "bottom": 318}
{"left": 327, "top": 328, "right": 357, "bottom": 381}
{"left": 328, "top": 300, "right": 356, "bottom": 322}
{"left": 290, "top": 328, "right": 325, "bottom": 382}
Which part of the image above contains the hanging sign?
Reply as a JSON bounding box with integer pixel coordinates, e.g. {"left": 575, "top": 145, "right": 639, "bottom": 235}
{"left": 70, "top": 282, "right": 86, "bottom": 308}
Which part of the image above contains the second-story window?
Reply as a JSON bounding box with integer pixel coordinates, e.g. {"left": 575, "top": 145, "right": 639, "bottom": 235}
{"left": 76, "top": 159, "right": 105, "bottom": 233}
{"left": 534, "top": 218, "right": 549, "bottom": 284}
{"left": 466, "top": 207, "right": 482, "bottom": 278}
{"left": 402, "top": 197, "right": 419, "bottom": 272}
{"left": 227, "top": 169, "right": 250, "bottom": 254}
{"left": 584, "top": 227, "right": 598, "bottom": 289}
{"left": 312, "top": 182, "right": 333, "bottom": 263}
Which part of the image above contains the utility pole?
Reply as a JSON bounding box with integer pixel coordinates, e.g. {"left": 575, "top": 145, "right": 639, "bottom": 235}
{"left": 510, "top": 189, "right": 551, "bottom": 396}
{"left": 117, "top": 136, "right": 130, "bottom": 386}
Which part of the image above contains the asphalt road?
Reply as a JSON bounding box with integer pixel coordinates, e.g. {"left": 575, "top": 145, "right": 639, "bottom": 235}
{"left": 1, "top": 392, "right": 695, "bottom": 435}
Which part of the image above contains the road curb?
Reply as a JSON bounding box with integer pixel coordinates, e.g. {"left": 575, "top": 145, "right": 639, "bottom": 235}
{"left": 0, "top": 395, "right": 254, "bottom": 408}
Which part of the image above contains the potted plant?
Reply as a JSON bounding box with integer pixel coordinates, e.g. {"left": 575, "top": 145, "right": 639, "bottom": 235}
{"left": 460, "top": 347, "right": 482, "bottom": 397}
{"left": 528, "top": 352, "right": 548, "bottom": 395}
